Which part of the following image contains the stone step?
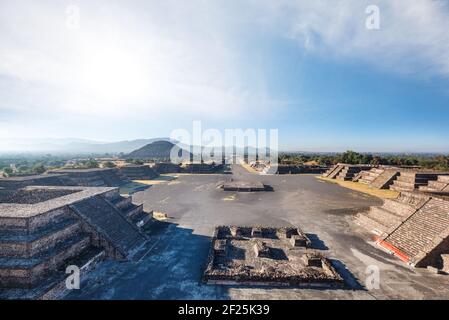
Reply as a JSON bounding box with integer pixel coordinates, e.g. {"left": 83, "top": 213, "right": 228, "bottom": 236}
{"left": 110, "top": 196, "right": 132, "bottom": 210}
{"left": 0, "top": 234, "right": 90, "bottom": 288}
{"left": 427, "top": 180, "right": 449, "bottom": 191}
{"left": 326, "top": 165, "right": 344, "bottom": 179}
{"left": 397, "top": 192, "right": 430, "bottom": 206}
{"left": 382, "top": 199, "right": 419, "bottom": 217}
{"left": 392, "top": 180, "right": 416, "bottom": 190}
{"left": 364, "top": 174, "right": 378, "bottom": 181}
{"left": 390, "top": 185, "right": 413, "bottom": 192}
{"left": 123, "top": 204, "right": 144, "bottom": 219}
{"left": 419, "top": 186, "right": 439, "bottom": 192}
{"left": 384, "top": 198, "right": 449, "bottom": 264}
{"left": 0, "top": 246, "right": 105, "bottom": 299}
{"left": 131, "top": 211, "right": 153, "bottom": 228}
{"left": 396, "top": 175, "right": 430, "bottom": 184}
{"left": 438, "top": 175, "right": 449, "bottom": 183}
{"left": 372, "top": 207, "right": 402, "bottom": 226}
{"left": 354, "top": 214, "right": 389, "bottom": 235}
{"left": 0, "top": 217, "right": 82, "bottom": 258}
{"left": 69, "top": 196, "right": 147, "bottom": 258}
{"left": 367, "top": 207, "right": 404, "bottom": 225}
{"left": 0, "top": 206, "right": 72, "bottom": 232}
{"left": 359, "top": 178, "right": 372, "bottom": 185}
{"left": 370, "top": 170, "right": 399, "bottom": 189}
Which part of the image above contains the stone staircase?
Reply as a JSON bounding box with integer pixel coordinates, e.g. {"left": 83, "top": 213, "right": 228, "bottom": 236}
{"left": 69, "top": 196, "right": 147, "bottom": 259}
{"left": 379, "top": 197, "right": 449, "bottom": 267}
{"left": 109, "top": 195, "right": 153, "bottom": 228}
{"left": 322, "top": 164, "right": 345, "bottom": 179}
{"left": 0, "top": 206, "right": 96, "bottom": 288}
{"left": 419, "top": 175, "right": 449, "bottom": 193}
{"left": 336, "top": 165, "right": 372, "bottom": 181}
{"left": 358, "top": 168, "right": 384, "bottom": 184}
{"left": 355, "top": 192, "right": 430, "bottom": 236}
{"left": 390, "top": 172, "right": 442, "bottom": 192}
{"left": 370, "top": 169, "right": 400, "bottom": 189}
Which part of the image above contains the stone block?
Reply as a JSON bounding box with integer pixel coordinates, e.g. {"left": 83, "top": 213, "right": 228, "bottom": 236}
{"left": 253, "top": 240, "right": 270, "bottom": 258}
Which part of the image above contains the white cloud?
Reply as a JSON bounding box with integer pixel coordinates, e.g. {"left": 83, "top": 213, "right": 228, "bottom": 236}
{"left": 0, "top": 0, "right": 275, "bottom": 124}
{"left": 264, "top": 0, "right": 449, "bottom": 77}
{"left": 1, "top": 0, "right": 449, "bottom": 141}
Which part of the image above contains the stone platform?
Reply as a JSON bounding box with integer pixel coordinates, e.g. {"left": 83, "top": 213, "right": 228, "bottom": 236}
{"left": 203, "top": 226, "right": 343, "bottom": 287}
{"left": 322, "top": 164, "right": 373, "bottom": 181}
{"left": 390, "top": 171, "right": 449, "bottom": 192}
{"left": 0, "top": 185, "right": 151, "bottom": 298}
{"left": 222, "top": 181, "right": 267, "bottom": 192}
{"left": 355, "top": 191, "right": 449, "bottom": 269}
{"left": 119, "top": 165, "right": 159, "bottom": 180}
{"left": 355, "top": 167, "right": 400, "bottom": 189}
{"left": 48, "top": 168, "right": 129, "bottom": 187}
{"left": 419, "top": 175, "right": 449, "bottom": 193}
{"left": 0, "top": 174, "right": 70, "bottom": 190}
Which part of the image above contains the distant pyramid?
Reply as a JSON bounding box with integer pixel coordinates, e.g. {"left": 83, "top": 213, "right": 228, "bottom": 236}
{"left": 126, "top": 140, "right": 191, "bottom": 160}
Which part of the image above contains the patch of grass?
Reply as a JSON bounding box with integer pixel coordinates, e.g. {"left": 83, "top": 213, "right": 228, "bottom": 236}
{"left": 223, "top": 194, "right": 237, "bottom": 201}
{"left": 317, "top": 176, "right": 399, "bottom": 199}
{"left": 152, "top": 211, "right": 168, "bottom": 220}
{"left": 133, "top": 175, "right": 177, "bottom": 185}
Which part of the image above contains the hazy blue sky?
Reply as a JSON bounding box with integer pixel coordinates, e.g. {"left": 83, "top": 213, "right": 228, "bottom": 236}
{"left": 1, "top": 0, "right": 449, "bottom": 152}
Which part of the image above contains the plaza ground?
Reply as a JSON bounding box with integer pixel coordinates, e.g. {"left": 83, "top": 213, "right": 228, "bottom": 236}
{"left": 66, "top": 165, "right": 449, "bottom": 300}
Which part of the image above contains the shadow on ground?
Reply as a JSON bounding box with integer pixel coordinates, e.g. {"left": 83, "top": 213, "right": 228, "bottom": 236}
{"left": 66, "top": 221, "right": 229, "bottom": 300}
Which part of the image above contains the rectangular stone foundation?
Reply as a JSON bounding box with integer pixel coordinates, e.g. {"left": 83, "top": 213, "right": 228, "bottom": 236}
{"left": 203, "top": 226, "right": 344, "bottom": 288}
{"left": 222, "top": 181, "right": 266, "bottom": 192}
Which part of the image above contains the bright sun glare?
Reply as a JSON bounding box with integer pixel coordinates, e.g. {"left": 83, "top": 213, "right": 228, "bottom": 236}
{"left": 80, "top": 45, "right": 149, "bottom": 103}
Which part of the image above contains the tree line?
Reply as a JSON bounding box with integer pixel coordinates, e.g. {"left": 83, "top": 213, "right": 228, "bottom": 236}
{"left": 279, "top": 150, "right": 449, "bottom": 171}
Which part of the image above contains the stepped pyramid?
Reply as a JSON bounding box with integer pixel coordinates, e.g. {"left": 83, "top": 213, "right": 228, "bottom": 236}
{"left": 419, "top": 175, "right": 449, "bottom": 193}
{"left": 355, "top": 192, "right": 428, "bottom": 236}
{"left": 322, "top": 164, "right": 372, "bottom": 180}
{"left": 389, "top": 171, "right": 448, "bottom": 192}
{"left": 0, "top": 186, "right": 151, "bottom": 298}
{"left": 48, "top": 168, "right": 130, "bottom": 187}
{"left": 335, "top": 165, "right": 372, "bottom": 181}
{"left": 356, "top": 191, "right": 449, "bottom": 268}
{"left": 322, "top": 164, "right": 345, "bottom": 179}
{"left": 355, "top": 167, "right": 400, "bottom": 189}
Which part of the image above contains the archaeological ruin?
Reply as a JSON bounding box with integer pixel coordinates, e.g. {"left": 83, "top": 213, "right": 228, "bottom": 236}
{"left": 222, "top": 181, "right": 268, "bottom": 192}
{"left": 48, "top": 168, "right": 130, "bottom": 187}
{"left": 119, "top": 165, "right": 159, "bottom": 180}
{"left": 0, "top": 185, "right": 152, "bottom": 299}
{"left": 203, "top": 226, "right": 344, "bottom": 287}
{"left": 322, "top": 164, "right": 373, "bottom": 181}
{"left": 355, "top": 191, "right": 449, "bottom": 269}
{"left": 0, "top": 174, "right": 71, "bottom": 190}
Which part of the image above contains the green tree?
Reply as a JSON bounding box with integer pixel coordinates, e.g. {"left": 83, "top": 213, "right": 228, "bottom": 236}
{"left": 103, "top": 161, "right": 116, "bottom": 168}
{"left": 32, "top": 164, "right": 46, "bottom": 174}
{"left": 85, "top": 159, "right": 99, "bottom": 168}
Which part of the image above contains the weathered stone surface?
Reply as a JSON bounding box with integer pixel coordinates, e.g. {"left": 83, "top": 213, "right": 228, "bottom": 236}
{"left": 0, "top": 185, "right": 150, "bottom": 297}
{"left": 203, "top": 226, "right": 343, "bottom": 287}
